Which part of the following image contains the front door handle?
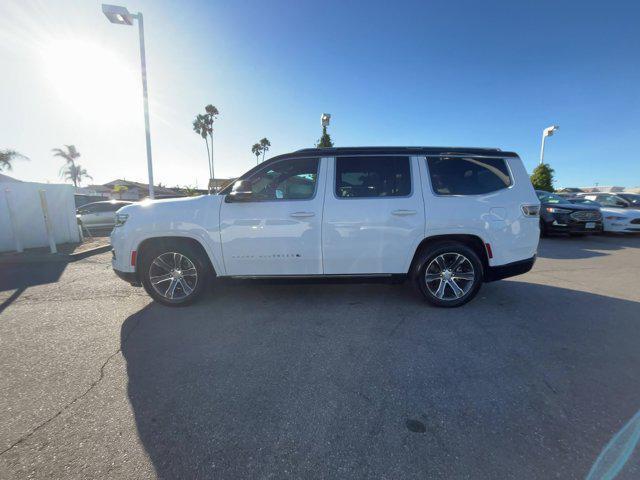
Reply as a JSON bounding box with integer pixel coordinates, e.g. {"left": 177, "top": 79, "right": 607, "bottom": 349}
{"left": 391, "top": 209, "right": 417, "bottom": 216}
{"left": 290, "top": 212, "right": 315, "bottom": 218}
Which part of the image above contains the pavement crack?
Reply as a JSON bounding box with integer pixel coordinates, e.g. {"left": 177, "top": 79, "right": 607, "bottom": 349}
{"left": 0, "top": 313, "right": 143, "bottom": 458}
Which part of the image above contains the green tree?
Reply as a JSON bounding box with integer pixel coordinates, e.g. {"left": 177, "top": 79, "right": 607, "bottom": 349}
{"left": 62, "top": 163, "right": 92, "bottom": 187}
{"left": 251, "top": 142, "right": 262, "bottom": 165}
{"left": 112, "top": 185, "right": 129, "bottom": 199}
{"left": 316, "top": 125, "right": 333, "bottom": 147}
{"left": 530, "top": 163, "right": 555, "bottom": 192}
{"left": 0, "top": 149, "right": 28, "bottom": 172}
{"left": 259, "top": 137, "right": 271, "bottom": 163}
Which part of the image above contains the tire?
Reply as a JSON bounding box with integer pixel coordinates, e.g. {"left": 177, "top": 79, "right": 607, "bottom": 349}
{"left": 140, "top": 240, "right": 209, "bottom": 307}
{"left": 415, "top": 242, "right": 484, "bottom": 308}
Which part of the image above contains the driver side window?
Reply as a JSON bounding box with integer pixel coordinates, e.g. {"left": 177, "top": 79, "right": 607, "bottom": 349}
{"left": 247, "top": 157, "right": 319, "bottom": 201}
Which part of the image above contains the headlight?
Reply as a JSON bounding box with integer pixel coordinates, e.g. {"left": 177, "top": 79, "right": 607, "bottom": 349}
{"left": 115, "top": 213, "right": 129, "bottom": 227}
{"left": 545, "top": 207, "right": 572, "bottom": 213}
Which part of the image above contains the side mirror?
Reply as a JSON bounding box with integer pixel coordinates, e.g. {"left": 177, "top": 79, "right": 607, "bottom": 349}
{"left": 616, "top": 201, "right": 628, "bottom": 208}
{"left": 226, "top": 180, "right": 253, "bottom": 203}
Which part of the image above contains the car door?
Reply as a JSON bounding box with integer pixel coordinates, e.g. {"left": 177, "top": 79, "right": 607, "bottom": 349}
{"left": 219, "top": 156, "right": 326, "bottom": 276}
{"left": 79, "top": 204, "right": 100, "bottom": 227}
{"left": 322, "top": 155, "right": 425, "bottom": 274}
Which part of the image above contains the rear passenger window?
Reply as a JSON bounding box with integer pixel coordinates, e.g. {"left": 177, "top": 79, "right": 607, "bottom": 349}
{"left": 427, "top": 157, "right": 512, "bottom": 195}
{"left": 336, "top": 156, "right": 411, "bottom": 198}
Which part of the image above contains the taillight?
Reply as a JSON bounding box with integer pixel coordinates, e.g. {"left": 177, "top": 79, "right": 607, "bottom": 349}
{"left": 521, "top": 204, "right": 541, "bottom": 217}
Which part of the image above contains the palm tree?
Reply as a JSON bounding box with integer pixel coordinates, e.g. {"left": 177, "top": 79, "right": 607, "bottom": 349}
{"left": 192, "top": 104, "right": 220, "bottom": 191}
{"left": 62, "top": 163, "right": 92, "bottom": 187}
{"left": 0, "top": 149, "right": 28, "bottom": 172}
{"left": 251, "top": 143, "right": 262, "bottom": 165}
{"left": 52, "top": 145, "right": 81, "bottom": 166}
{"left": 259, "top": 138, "right": 271, "bottom": 163}
{"left": 193, "top": 114, "right": 212, "bottom": 179}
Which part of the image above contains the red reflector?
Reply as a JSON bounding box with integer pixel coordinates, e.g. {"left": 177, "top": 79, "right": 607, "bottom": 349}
{"left": 130, "top": 250, "right": 137, "bottom": 267}
{"left": 485, "top": 243, "right": 493, "bottom": 259}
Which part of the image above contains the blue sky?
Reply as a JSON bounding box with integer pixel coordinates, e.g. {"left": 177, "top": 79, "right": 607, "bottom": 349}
{"left": 1, "top": 0, "right": 639, "bottom": 188}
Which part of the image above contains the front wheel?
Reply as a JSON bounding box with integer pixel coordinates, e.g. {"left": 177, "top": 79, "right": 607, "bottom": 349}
{"left": 140, "top": 241, "right": 209, "bottom": 307}
{"left": 416, "top": 242, "right": 483, "bottom": 308}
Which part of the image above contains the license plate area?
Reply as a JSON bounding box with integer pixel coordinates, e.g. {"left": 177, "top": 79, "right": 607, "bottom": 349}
{"left": 585, "top": 222, "right": 596, "bottom": 229}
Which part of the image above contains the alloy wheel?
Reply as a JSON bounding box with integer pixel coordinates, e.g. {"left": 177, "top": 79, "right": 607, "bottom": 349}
{"left": 148, "top": 252, "right": 198, "bottom": 301}
{"left": 425, "top": 252, "right": 476, "bottom": 301}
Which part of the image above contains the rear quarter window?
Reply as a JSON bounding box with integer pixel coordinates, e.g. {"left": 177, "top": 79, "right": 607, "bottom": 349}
{"left": 427, "top": 156, "right": 512, "bottom": 195}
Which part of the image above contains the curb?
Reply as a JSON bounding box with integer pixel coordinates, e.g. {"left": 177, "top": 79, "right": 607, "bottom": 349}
{"left": 0, "top": 245, "right": 111, "bottom": 266}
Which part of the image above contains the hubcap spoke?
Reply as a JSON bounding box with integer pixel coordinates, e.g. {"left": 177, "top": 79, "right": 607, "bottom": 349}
{"left": 178, "top": 278, "right": 193, "bottom": 295}
{"left": 449, "top": 254, "right": 465, "bottom": 271}
{"left": 452, "top": 272, "right": 474, "bottom": 281}
{"left": 165, "top": 278, "right": 179, "bottom": 299}
{"left": 173, "top": 253, "right": 183, "bottom": 269}
{"left": 150, "top": 273, "right": 173, "bottom": 285}
{"left": 425, "top": 273, "right": 441, "bottom": 282}
{"left": 434, "top": 255, "right": 446, "bottom": 271}
{"left": 153, "top": 256, "right": 173, "bottom": 272}
{"left": 435, "top": 279, "right": 447, "bottom": 298}
{"left": 182, "top": 267, "right": 197, "bottom": 277}
{"left": 448, "top": 279, "right": 464, "bottom": 298}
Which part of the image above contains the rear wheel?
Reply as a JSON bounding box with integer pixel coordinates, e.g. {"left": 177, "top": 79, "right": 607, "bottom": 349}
{"left": 416, "top": 242, "right": 483, "bottom": 308}
{"left": 140, "top": 241, "right": 209, "bottom": 306}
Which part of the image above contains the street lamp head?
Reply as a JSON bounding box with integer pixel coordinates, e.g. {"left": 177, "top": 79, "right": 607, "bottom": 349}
{"left": 102, "top": 4, "right": 135, "bottom": 25}
{"left": 543, "top": 125, "right": 559, "bottom": 137}
{"left": 321, "top": 113, "right": 331, "bottom": 127}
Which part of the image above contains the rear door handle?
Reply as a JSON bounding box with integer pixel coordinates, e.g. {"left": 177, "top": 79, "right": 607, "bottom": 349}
{"left": 391, "top": 209, "right": 417, "bottom": 216}
{"left": 290, "top": 212, "right": 315, "bottom": 218}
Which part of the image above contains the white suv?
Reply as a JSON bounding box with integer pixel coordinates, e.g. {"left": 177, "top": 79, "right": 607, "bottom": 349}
{"left": 111, "top": 147, "right": 540, "bottom": 307}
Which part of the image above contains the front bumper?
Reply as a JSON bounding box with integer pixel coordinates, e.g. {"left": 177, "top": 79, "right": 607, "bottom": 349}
{"left": 114, "top": 268, "right": 141, "bottom": 287}
{"left": 485, "top": 255, "right": 536, "bottom": 282}
{"left": 541, "top": 214, "right": 603, "bottom": 234}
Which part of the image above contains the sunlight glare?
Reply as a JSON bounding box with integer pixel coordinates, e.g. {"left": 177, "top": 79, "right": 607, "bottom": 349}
{"left": 42, "top": 39, "right": 139, "bottom": 124}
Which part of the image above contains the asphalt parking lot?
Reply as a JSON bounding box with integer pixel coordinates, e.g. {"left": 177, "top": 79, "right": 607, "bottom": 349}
{"left": 1, "top": 235, "right": 639, "bottom": 479}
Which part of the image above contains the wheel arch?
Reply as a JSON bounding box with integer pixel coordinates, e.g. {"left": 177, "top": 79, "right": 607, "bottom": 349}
{"left": 408, "top": 234, "right": 490, "bottom": 280}
{"left": 135, "top": 236, "right": 217, "bottom": 279}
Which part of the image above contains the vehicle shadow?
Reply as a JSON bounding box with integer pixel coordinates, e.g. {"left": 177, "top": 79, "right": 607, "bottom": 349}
{"left": 537, "top": 234, "right": 640, "bottom": 259}
{"left": 120, "top": 280, "right": 640, "bottom": 479}
{"left": 0, "top": 262, "right": 68, "bottom": 312}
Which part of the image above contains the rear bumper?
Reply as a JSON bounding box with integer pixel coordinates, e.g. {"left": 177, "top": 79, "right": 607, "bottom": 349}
{"left": 485, "top": 255, "right": 536, "bottom": 282}
{"left": 114, "top": 268, "right": 141, "bottom": 287}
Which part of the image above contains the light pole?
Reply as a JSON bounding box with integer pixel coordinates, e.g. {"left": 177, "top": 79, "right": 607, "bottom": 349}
{"left": 539, "top": 125, "right": 559, "bottom": 165}
{"left": 102, "top": 4, "right": 155, "bottom": 199}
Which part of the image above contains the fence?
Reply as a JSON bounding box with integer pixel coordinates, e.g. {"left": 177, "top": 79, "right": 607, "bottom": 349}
{"left": 0, "top": 181, "right": 80, "bottom": 253}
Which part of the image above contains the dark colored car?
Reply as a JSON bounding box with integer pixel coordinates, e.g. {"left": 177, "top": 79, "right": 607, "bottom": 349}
{"left": 536, "top": 190, "right": 603, "bottom": 236}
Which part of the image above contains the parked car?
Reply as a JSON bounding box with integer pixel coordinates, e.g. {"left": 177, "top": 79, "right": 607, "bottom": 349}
{"left": 578, "top": 192, "right": 640, "bottom": 210}
{"left": 536, "top": 190, "right": 602, "bottom": 236}
{"left": 111, "top": 147, "right": 540, "bottom": 307}
{"left": 77, "top": 200, "right": 133, "bottom": 229}
{"left": 570, "top": 197, "right": 640, "bottom": 233}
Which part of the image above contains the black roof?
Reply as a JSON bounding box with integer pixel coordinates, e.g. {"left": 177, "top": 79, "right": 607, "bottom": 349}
{"left": 268, "top": 146, "right": 517, "bottom": 163}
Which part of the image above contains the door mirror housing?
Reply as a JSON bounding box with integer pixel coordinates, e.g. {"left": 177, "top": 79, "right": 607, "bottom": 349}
{"left": 226, "top": 180, "right": 253, "bottom": 202}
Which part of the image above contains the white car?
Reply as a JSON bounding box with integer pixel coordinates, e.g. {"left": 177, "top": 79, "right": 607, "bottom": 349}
{"left": 574, "top": 194, "right": 640, "bottom": 233}
{"left": 77, "top": 200, "right": 133, "bottom": 229}
{"left": 111, "top": 147, "right": 540, "bottom": 307}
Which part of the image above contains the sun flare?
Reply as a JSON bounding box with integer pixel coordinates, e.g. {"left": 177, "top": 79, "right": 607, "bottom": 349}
{"left": 42, "top": 39, "right": 140, "bottom": 123}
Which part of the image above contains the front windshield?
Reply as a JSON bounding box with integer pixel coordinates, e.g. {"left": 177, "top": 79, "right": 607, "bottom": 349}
{"left": 620, "top": 194, "right": 640, "bottom": 206}
{"left": 571, "top": 198, "right": 601, "bottom": 207}
{"left": 536, "top": 191, "right": 571, "bottom": 204}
